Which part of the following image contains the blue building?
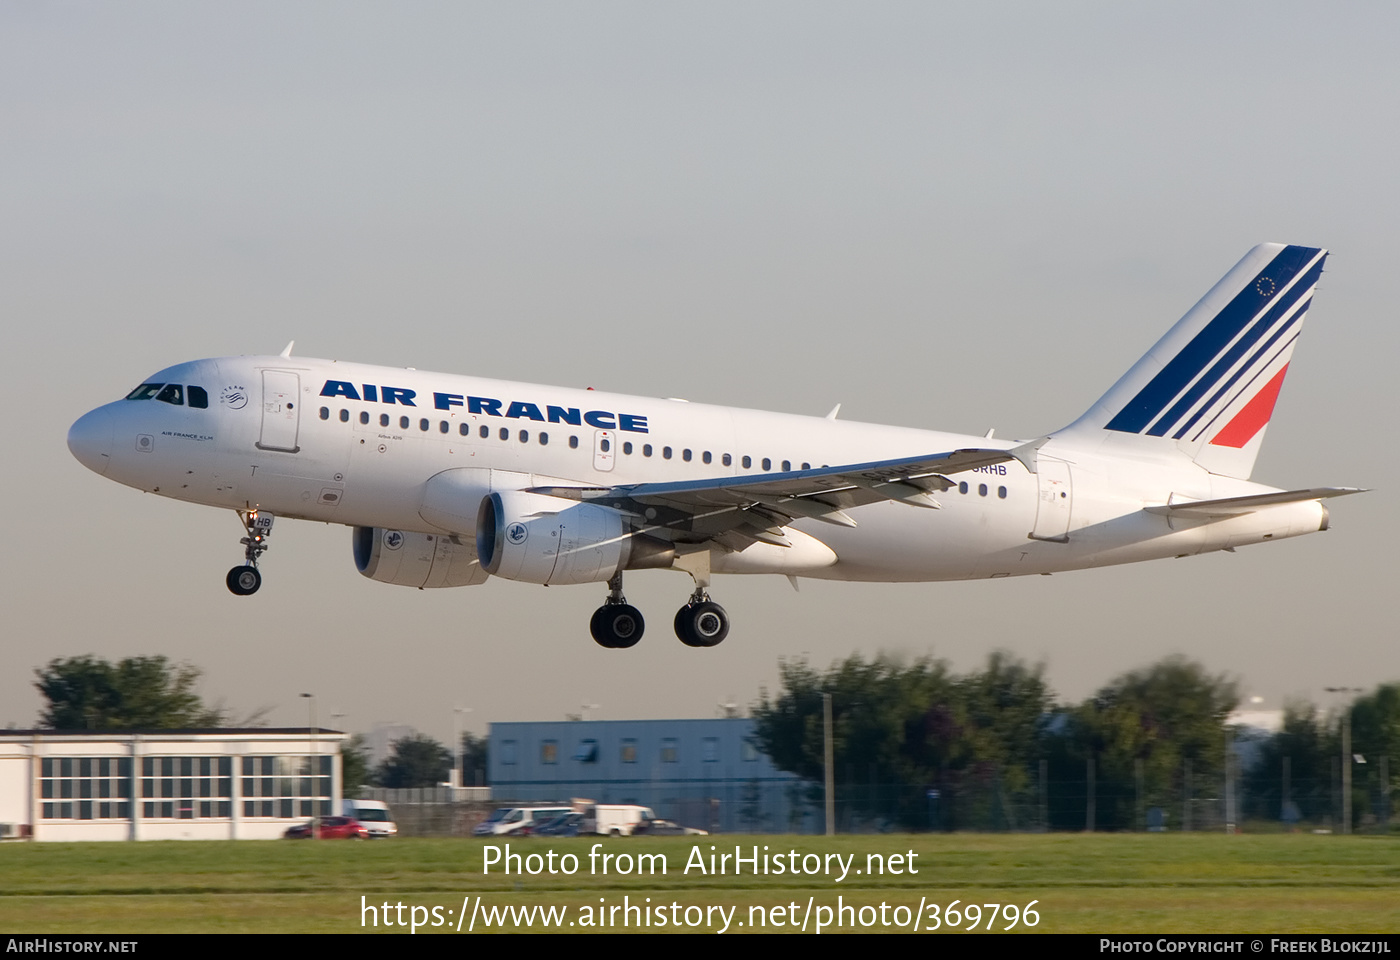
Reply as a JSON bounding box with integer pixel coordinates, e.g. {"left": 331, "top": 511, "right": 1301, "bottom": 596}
{"left": 487, "top": 719, "right": 808, "bottom": 834}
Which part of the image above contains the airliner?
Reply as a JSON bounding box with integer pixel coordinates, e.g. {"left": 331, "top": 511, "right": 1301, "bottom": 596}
{"left": 68, "top": 244, "right": 1362, "bottom": 648}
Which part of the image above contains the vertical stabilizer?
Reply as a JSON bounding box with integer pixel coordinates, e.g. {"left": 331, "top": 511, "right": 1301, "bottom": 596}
{"left": 1057, "top": 244, "right": 1327, "bottom": 479}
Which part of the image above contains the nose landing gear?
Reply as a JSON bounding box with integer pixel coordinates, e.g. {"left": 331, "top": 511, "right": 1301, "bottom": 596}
{"left": 226, "top": 510, "right": 273, "bottom": 596}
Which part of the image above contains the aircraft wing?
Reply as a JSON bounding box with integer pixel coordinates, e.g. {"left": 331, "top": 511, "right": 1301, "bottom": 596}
{"left": 529, "top": 440, "right": 1045, "bottom": 550}
{"left": 1143, "top": 487, "right": 1367, "bottom": 519}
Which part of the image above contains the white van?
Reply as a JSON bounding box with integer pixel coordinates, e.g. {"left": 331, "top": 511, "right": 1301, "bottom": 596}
{"left": 583, "top": 804, "right": 656, "bottom": 836}
{"left": 472, "top": 805, "right": 576, "bottom": 837}
{"left": 342, "top": 799, "right": 397, "bottom": 838}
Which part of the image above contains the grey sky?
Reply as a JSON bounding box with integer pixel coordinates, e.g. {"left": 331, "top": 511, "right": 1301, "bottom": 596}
{"left": 2, "top": 3, "right": 1394, "bottom": 745}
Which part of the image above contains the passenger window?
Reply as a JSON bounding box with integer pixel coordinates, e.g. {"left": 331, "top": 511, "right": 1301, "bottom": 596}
{"left": 440, "top": 421, "right": 449, "bottom": 434}
{"left": 742, "top": 456, "right": 751, "bottom": 469}
{"left": 959, "top": 482, "right": 968, "bottom": 494}
{"left": 319, "top": 407, "right": 329, "bottom": 420}
{"left": 480, "top": 426, "right": 489, "bottom": 439}
{"left": 460, "top": 423, "right": 469, "bottom": 436}
{"left": 723, "top": 454, "right": 732, "bottom": 466}
{"left": 643, "top": 444, "right": 653, "bottom": 457}
{"left": 499, "top": 428, "right": 509, "bottom": 441}
{"left": 539, "top": 433, "right": 548, "bottom": 445}
{"left": 569, "top": 436, "right": 579, "bottom": 449}
{"left": 519, "top": 430, "right": 528, "bottom": 443}
{"left": 703, "top": 451, "right": 712, "bottom": 464}
{"left": 683, "top": 449, "right": 692, "bottom": 462}
{"left": 998, "top": 486, "right": 1008, "bottom": 499}
{"left": 359, "top": 411, "right": 369, "bottom": 425}
{"left": 419, "top": 419, "right": 429, "bottom": 431}
{"left": 601, "top": 438, "right": 611, "bottom": 452}
{"left": 400, "top": 416, "right": 410, "bottom": 430}
{"left": 187, "top": 386, "right": 209, "bottom": 409}
{"left": 979, "top": 483, "right": 988, "bottom": 497}
{"left": 782, "top": 460, "right": 790, "bottom": 471}
{"left": 380, "top": 414, "right": 390, "bottom": 427}
{"left": 623, "top": 442, "right": 633, "bottom": 455}
{"left": 339, "top": 409, "right": 350, "bottom": 422}
{"left": 155, "top": 384, "right": 184, "bottom": 405}
{"left": 663, "top": 446, "right": 672, "bottom": 460}
{"left": 762, "top": 458, "right": 771, "bottom": 471}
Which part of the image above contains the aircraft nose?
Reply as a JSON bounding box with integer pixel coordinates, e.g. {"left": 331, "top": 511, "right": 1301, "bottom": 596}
{"left": 68, "top": 406, "right": 114, "bottom": 476}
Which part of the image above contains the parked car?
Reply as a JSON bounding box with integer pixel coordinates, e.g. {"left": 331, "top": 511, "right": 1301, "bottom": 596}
{"left": 284, "top": 816, "right": 369, "bottom": 840}
{"left": 472, "top": 806, "right": 576, "bottom": 837}
{"left": 532, "top": 812, "right": 585, "bottom": 837}
{"left": 635, "top": 818, "right": 708, "bottom": 836}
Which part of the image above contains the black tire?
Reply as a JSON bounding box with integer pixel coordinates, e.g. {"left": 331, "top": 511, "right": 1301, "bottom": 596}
{"left": 226, "top": 565, "right": 261, "bottom": 596}
{"left": 674, "top": 600, "right": 728, "bottom": 647}
{"left": 590, "top": 604, "right": 644, "bottom": 648}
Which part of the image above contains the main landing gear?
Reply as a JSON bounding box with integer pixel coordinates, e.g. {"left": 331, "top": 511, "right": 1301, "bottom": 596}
{"left": 590, "top": 573, "right": 644, "bottom": 648}
{"left": 674, "top": 590, "right": 729, "bottom": 648}
{"left": 588, "top": 557, "right": 731, "bottom": 649}
{"left": 226, "top": 510, "right": 273, "bottom": 596}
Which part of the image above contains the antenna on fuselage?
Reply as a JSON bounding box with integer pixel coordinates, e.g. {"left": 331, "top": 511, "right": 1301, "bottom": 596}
{"left": 279, "top": 340, "right": 295, "bottom": 358}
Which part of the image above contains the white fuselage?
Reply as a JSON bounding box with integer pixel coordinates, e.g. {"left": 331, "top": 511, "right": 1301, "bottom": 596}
{"left": 68, "top": 353, "right": 1327, "bottom": 585}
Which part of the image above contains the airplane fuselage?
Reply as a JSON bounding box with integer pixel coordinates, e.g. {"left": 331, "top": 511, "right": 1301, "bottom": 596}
{"left": 69, "top": 353, "right": 1327, "bottom": 586}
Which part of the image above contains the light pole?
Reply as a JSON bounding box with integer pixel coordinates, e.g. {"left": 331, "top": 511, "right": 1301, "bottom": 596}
{"left": 452, "top": 707, "right": 472, "bottom": 791}
{"left": 301, "top": 693, "right": 318, "bottom": 839}
{"left": 1325, "top": 687, "right": 1363, "bottom": 834}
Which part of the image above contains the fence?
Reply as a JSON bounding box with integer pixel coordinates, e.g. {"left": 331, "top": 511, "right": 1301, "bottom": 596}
{"left": 345, "top": 762, "right": 1393, "bottom": 836}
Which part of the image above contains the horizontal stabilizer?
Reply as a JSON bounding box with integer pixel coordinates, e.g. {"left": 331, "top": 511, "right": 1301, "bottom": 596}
{"left": 1144, "top": 487, "right": 1365, "bottom": 519}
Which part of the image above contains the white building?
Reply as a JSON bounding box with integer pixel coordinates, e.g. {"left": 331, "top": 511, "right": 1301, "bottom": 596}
{"left": 0, "top": 729, "right": 344, "bottom": 841}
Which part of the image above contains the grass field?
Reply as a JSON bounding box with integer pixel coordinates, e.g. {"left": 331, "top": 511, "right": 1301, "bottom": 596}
{"left": 1, "top": 833, "right": 1397, "bottom": 934}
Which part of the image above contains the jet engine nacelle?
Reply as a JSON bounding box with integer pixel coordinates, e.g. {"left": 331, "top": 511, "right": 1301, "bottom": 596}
{"left": 476, "top": 490, "right": 630, "bottom": 585}
{"left": 353, "top": 526, "right": 489, "bottom": 588}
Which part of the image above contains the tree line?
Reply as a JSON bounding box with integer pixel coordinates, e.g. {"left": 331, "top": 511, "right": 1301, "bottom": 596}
{"left": 750, "top": 653, "right": 1400, "bottom": 831}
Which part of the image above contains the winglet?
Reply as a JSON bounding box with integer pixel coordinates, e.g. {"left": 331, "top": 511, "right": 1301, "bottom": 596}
{"left": 826, "top": 404, "right": 841, "bottom": 421}
{"left": 279, "top": 340, "right": 296, "bottom": 358}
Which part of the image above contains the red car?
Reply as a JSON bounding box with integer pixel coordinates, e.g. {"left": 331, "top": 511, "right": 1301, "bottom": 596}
{"left": 283, "top": 816, "right": 368, "bottom": 839}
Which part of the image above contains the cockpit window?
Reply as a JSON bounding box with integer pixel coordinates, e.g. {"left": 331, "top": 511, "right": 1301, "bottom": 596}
{"left": 188, "top": 386, "right": 209, "bottom": 409}
{"left": 126, "top": 383, "right": 164, "bottom": 401}
{"left": 155, "top": 384, "right": 184, "bottom": 406}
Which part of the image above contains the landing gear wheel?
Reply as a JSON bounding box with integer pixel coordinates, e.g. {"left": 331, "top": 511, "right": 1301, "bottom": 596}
{"left": 674, "top": 600, "right": 729, "bottom": 647}
{"left": 590, "top": 604, "right": 644, "bottom": 649}
{"left": 226, "top": 565, "right": 262, "bottom": 596}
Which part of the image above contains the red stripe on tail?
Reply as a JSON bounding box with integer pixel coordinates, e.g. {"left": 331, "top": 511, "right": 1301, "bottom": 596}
{"left": 1209, "top": 364, "right": 1289, "bottom": 449}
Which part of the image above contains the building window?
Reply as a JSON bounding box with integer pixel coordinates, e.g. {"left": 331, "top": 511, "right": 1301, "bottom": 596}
{"left": 742, "top": 740, "right": 760, "bottom": 762}
{"left": 620, "top": 739, "right": 637, "bottom": 763}
{"left": 40, "top": 757, "right": 132, "bottom": 820}
{"left": 541, "top": 741, "right": 558, "bottom": 764}
{"left": 240, "top": 755, "right": 331, "bottom": 819}
{"left": 573, "top": 739, "right": 598, "bottom": 763}
{"left": 501, "top": 740, "right": 518, "bottom": 765}
{"left": 142, "top": 756, "right": 235, "bottom": 820}
{"left": 660, "top": 739, "right": 678, "bottom": 763}
{"left": 702, "top": 737, "right": 719, "bottom": 762}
